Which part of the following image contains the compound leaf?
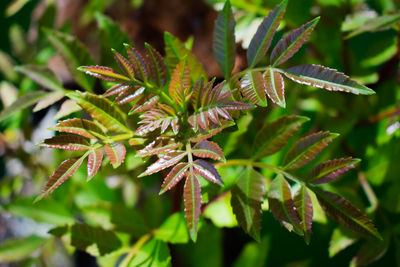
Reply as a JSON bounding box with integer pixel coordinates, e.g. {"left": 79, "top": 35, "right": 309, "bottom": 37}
{"left": 184, "top": 170, "right": 202, "bottom": 242}
{"left": 293, "top": 185, "right": 313, "bottom": 244}
{"left": 193, "top": 159, "right": 223, "bottom": 185}
{"left": 264, "top": 68, "right": 285, "bottom": 107}
{"left": 239, "top": 71, "right": 267, "bottom": 107}
{"left": 41, "top": 135, "right": 91, "bottom": 151}
{"left": 87, "top": 149, "right": 103, "bottom": 180}
{"left": 308, "top": 158, "right": 360, "bottom": 184}
{"left": 50, "top": 118, "right": 107, "bottom": 140}
{"left": 139, "top": 151, "right": 187, "bottom": 177}
{"left": 160, "top": 163, "right": 190, "bottom": 194}
{"left": 192, "top": 140, "right": 225, "bottom": 161}
{"left": 104, "top": 143, "right": 126, "bottom": 168}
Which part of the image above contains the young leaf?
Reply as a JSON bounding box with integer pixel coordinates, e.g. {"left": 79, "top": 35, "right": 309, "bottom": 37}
{"left": 252, "top": 115, "right": 309, "bottom": 159}
{"left": 247, "top": 0, "right": 287, "bottom": 67}
{"left": 193, "top": 159, "right": 223, "bottom": 185}
{"left": 33, "top": 91, "right": 64, "bottom": 112}
{"left": 35, "top": 153, "right": 88, "bottom": 202}
{"left": 0, "top": 91, "right": 49, "bottom": 122}
{"left": 213, "top": 0, "right": 236, "bottom": 79}
{"left": 111, "top": 48, "right": 135, "bottom": 79}
{"left": 168, "top": 60, "right": 191, "bottom": 107}
{"left": 308, "top": 158, "right": 360, "bottom": 184}
{"left": 160, "top": 163, "right": 190, "bottom": 194}
{"left": 283, "top": 131, "right": 339, "bottom": 170}
{"left": 137, "top": 137, "right": 181, "bottom": 158}
{"left": 267, "top": 175, "right": 302, "bottom": 235}
{"left": 311, "top": 187, "right": 382, "bottom": 240}
{"left": 239, "top": 71, "right": 267, "bottom": 107}
{"left": 55, "top": 99, "right": 82, "bottom": 119}
{"left": 192, "top": 140, "right": 225, "bottom": 161}
{"left": 50, "top": 118, "right": 107, "bottom": 140}
{"left": 125, "top": 44, "right": 149, "bottom": 82}
{"left": 41, "top": 135, "right": 91, "bottom": 151}
{"left": 129, "top": 94, "right": 159, "bottom": 115}
{"left": 67, "top": 92, "right": 130, "bottom": 133}
{"left": 282, "top": 64, "right": 375, "bottom": 95}
{"left": 264, "top": 68, "right": 285, "bottom": 107}
{"left": 184, "top": 170, "right": 202, "bottom": 242}
{"left": 87, "top": 149, "right": 103, "bottom": 180}
{"left": 139, "top": 151, "right": 187, "bottom": 177}
{"left": 104, "top": 143, "right": 126, "bottom": 168}
{"left": 293, "top": 185, "right": 313, "bottom": 244}
{"left": 15, "top": 65, "right": 64, "bottom": 91}
{"left": 189, "top": 121, "right": 236, "bottom": 143}
{"left": 78, "top": 65, "right": 130, "bottom": 82}
{"left": 136, "top": 109, "right": 179, "bottom": 136}
{"left": 231, "top": 166, "right": 265, "bottom": 241}
{"left": 270, "top": 17, "right": 320, "bottom": 66}
{"left": 145, "top": 42, "right": 167, "bottom": 86}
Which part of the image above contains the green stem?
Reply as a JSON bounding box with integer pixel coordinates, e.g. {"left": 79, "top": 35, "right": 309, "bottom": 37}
{"left": 120, "top": 232, "right": 153, "bottom": 267}
{"left": 107, "top": 132, "right": 134, "bottom": 143}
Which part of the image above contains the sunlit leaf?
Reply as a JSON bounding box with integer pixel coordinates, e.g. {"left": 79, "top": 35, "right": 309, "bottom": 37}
{"left": 15, "top": 64, "right": 64, "bottom": 91}
{"left": 193, "top": 159, "right": 223, "bottom": 185}
{"left": 184, "top": 170, "right": 202, "bottom": 242}
{"left": 308, "top": 158, "right": 360, "bottom": 184}
{"left": 112, "top": 48, "right": 135, "bottom": 79}
{"left": 137, "top": 137, "right": 181, "bottom": 158}
{"left": 239, "top": 71, "right": 267, "bottom": 107}
{"left": 160, "top": 163, "right": 190, "bottom": 194}
{"left": 104, "top": 143, "right": 126, "bottom": 168}
{"left": 154, "top": 212, "right": 189, "bottom": 244}
{"left": 0, "top": 235, "right": 45, "bottom": 262}
{"left": 168, "top": 60, "right": 191, "bottom": 107}
{"left": 41, "top": 134, "right": 91, "bottom": 151}
{"left": 329, "top": 227, "right": 359, "bottom": 258}
{"left": 126, "top": 238, "right": 171, "bottom": 267}
{"left": 213, "top": 0, "right": 236, "bottom": 79}
{"left": 33, "top": 91, "right": 64, "bottom": 112}
{"left": 293, "top": 185, "right": 313, "bottom": 244}
{"left": 136, "top": 109, "right": 179, "bottom": 136}
{"left": 192, "top": 140, "right": 225, "bottom": 161}
{"left": 263, "top": 68, "right": 285, "bottom": 107}
{"left": 189, "top": 121, "right": 236, "bottom": 143}
{"left": 50, "top": 118, "right": 107, "bottom": 140}
{"left": 231, "top": 166, "right": 265, "bottom": 241}
{"left": 139, "top": 151, "right": 187, "bottom": 177}
{"left": 87, "top": 149, "right": 103, "bottom": 180}
{"left": 55, "top": 99, "right": 82, "bottom": 119}
{"left": 345, "top": 13, "right": 400, "bottom": 39}
{"left": 78, "top": 65, "right": 130, "bottom": 82}
{"left": 270, "top": 17, "right": 320, "bottom": 66}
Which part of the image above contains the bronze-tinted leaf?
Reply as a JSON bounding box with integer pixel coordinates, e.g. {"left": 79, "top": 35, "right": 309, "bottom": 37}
{"left": 115, "top": 86, "right": 145, "bottom": 105}
{"left": 231, "top": 166, "right": 265, "bottom": 241}
{"left": 192, "top": 140, "right": 225, "bottom": 161}
{"left": 144, "top": 43, "right": 167, "bottom": 86}
{"left": 54, "top": 99, "right": 82, "bottom": 120}
{"left": 184, "top": 170, "right": 202, "bottom": 242}
{"left": 263, "top": 68, "right": 285, "bottom": 107}
{"left": 128, "top": 95, "right": 159, "bottom": 115}
{"left": 308, "top": 158, "right": 360, "bottom": 184}
{"left": 247, "top": 0, "right": 287, "bottom": 67}
{"left": 41, "top": 135, "right": 91, "bottom": 151}
{"left": 78, "top": 65, "right": 130, "bottom": 82}
{"left": 270, "top": 17, "right": 320, "bottom": 66}
{"left": 125, "top": 44, "right": 149, "bottom": 81}
{"left": 136, "top": 109, "right": 179, "bottom": 136}
{"left": 283, "top": 131, "right": 339, "bottom": 170}
{"left": 189, "top": 121, "right": 235, "bottom": 143}
{"left": 50, "top": 118, "right": 107, "bottom": 140}
{"left": 112, "top": 49, "right": 135, "bottom": 79}
{"left": 293, "top": 185, "right": 313, "bottom": 244}
{"left": 104, "top": 143, "right": 126, "bottom": 168}
{"left": 33, "top": 91, "right": 65, "bottom": 112}
{"left": 252, "top": 115, "right": 309, "bottom": 159}
{"left": 160, "top": 163, "right": 190, "bottom": 194}
{"left": 136, "top": 137, "right": 181, "bottom": 157}
{"left": 311, "top": 187, "right": 381, "bottom": 240}
{"left": 282, "top": 64, "right": 375, "bottom": 95}
{"left": 239, "top": 71, "right": 267, "bottom": 107}
{"left": 193, "top": 159, "right": 223, "bottom": 185}
{"left": 168, "top": 60, "right": 191, "bottom": 107}
{"left": 35, "top": 154, "right": 88, "bottom": 202}
{"left": 87, "top": 149, "right": 103, "bottom": 180}
{"left": 103, "top": 83, "right": 130, "bottom": 97}
{"left": 139, "top": 151, "right": 187, "bottom": 177}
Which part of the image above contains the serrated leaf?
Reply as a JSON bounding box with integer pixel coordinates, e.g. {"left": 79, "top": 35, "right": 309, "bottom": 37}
{"left": 192, "top": 140, "right": 225, "bottom": 161}
{"left": 140, "top": 151, "right": 187, "bottom": 177}
{"left": 252, "top": 115, "right": 309, "bottom": 159}
{"left": 50, "top": 118, "right": 107, "bottom": 140}
{"left": 41, "top": 135, "right": 91, "bottom": 151}
{"left": 283, "top": 131, "right": 338, "bottom": 170}
{"left": 125, "top": 44, "right": 150, "bottom": 82}
{"left": 160, "top": 163, "right": 190, "bottom": 194}
{"left": 168, "top": 60, "right": 191, "bottom": 107}
{"left": 0, "top": 235, "right": 45, "bottom": 262}
{"left": 293, "top": 185, "right": 313, "bottom": 244}
{"left": 104, "top": 143, "right": 126, "bottom": 168}
{"left": 270, "top": 17, "right": 320, "bottom": 66}
{"left": 282, "top": 64, "right": 375, "bottom": 95}
{"left": 67, "top": 92, "right": 129, "bottom": 133}
{"left": 136, "top": 109, "right": 179, "bottom": 136}
{"left": 15, "top": 64, "right": 64, "bottom": 91}
{"left": 145, "top": 42, "right": 167, "bottom": 86}
{"left": 311, "top": 187, "right": 381, "bottom": 240}
{"left": 247, "top": 0, "right": 287, "bottom": 67}
{"left": 308, "top": 158, "right": 360, "bottom": 184}
{"left": 0, "top": 91, "right": 49, "bottom": 122}
{"left": 267, "top": 175, "right": 302, "bottom": 235}
{"left": 78, "top": 65, "right": 130, "bottom": 82}
{"left": 87, "top": 149, "right": 103, "bottom": 180}
{"left": 35, "top": 153, "right": 88, "bottom": 202}
{"left": 213, "top": 0, "right": 236, "bottom": 79}
{"left": 193, "top": 159, "right": 223, "bottom": 185}
{"left": 264, "top": 68, "right": 285, "bottom": 107}
{"left": 231, "top": 166, "right": 265, "bottom": 241}
{"left": 184, "top": 170, "right": 202, "bottom": 242}
{"left": 43, "top": 28, "right": 94, "bottom": 91}
{"left": 137, "top": 138, "right": 181, "bottom": 157}
{"left": 239, "top": 71, "right": 267, "bottom": 106}
{"left": 189, "top": 121, "right": 236, "bottom": 143}
{"left": 33, "top": 91, "right": 64, "bottom": 112}
{"left": 112, "top": 48, "right": 135, "bottom": 79}
{"left": 129, "top": 95, "right": 159, "bottom": 115}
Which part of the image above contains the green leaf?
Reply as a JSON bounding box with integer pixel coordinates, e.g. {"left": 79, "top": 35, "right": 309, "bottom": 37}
{"left": 110, "top": 204, "right": 149, "bottom": 237}
{"left": 247, "top": 0, "right": 287, "bottom": 67}
{"left": 293, "top": 185, "right": 313, "bottom": 244}
{"left": 15, "top": 64, "right": 64, "bottom": 91}
{"left": 0, "top": 235, "right": 45, "bottom": 262}
{"left": 213, "top": 0, "right": 236, "bottom": 79}
{"left": 311, "top": 187, "right": 382, "bottom": 240}
{"left": 41, "top": 135, "right": 91, "bottom": 151}
{"left": 282, "top": 64, "right": 376, "bottom": 95}
{"left": 35, "top": 153, "right": 88, "bottom": 202}
{"left": 43, "top": 28, "right": 94, "bottom": 91}
{"left": 263, "top": 68, "right": 285, "bottom": 107}
{"left": 267, "top": 175, "right": 302, "bottom": 235}
{"left": 87, "top": 149, "right": 103, "bottom": 180}
{"left": 50, "top": 118, "right": 107, "bottom": 140}
{"left": 184, "top": 170, "right": 202, "bottom": 242}
{"left": 308, "top": 158, "right": 360, "bottom": 184}
{"left": 164, "top": 32, "right": 207, "bottom": 82}
{"left": 270, "top": 17, "right": 320, "bottom": 66}
{"left": 67, "top": 92, "right": 129, "bottom": 133}
{"left": 350, "top": 235, "right": 389, "bottom": 267}
{"left": 252, "top": 115, "right": 309, "bottom": 159}
{"left": 127, "top": 239, "right": 171, "bottom": 267}
{"left": 231, "top": 166, "right": 265, "bottom": 241}
{"left": 160, "top": 163, "right": 190, "bottom": 194}
{"left": 0, "top": 91, "right": 49, "bottom": 122}
{"left": 329, "top": 227, "right": 359, "bottom": 258}
{"left": 155, "top": 212, "right": 189, "bottom": 244}
{"left": 239, "top": 71, "right": 267, "bottom": 106}
{"left": 283, "top": 131, "right": 339, "bottom": 170}
{"left": 71, "top": 223, "right": 122, "bottom": 256}
{"left": 104, "top": 143, "right": 126, "bottom": 168}
{"left": 345, "top": 13, "right": 400, "bottom": 39}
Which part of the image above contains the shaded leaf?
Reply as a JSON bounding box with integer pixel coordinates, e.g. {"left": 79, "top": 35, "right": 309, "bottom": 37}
{"left": 231, "top": 166, "right": 265, "bottom": 241}
{"left": 33, "top": 91, "right": 64, "bottom": 112}
{"left": 239, "top": 71, "right": 267, "bottom": 107}
{"left": 125, "top": 44, "right": 150, "bottom": 82}
{"left": 345, "top": 13, "right": 400, "bottom": 39}
{"left": 192, "top": 140, "right": 225, "bottom": 161}
{"left": 247, "top": 0, "right": 287, "bottom": 67}
{"left": 282, "top": 64, "right": 375, "bottom": 95}
{"left": 193, "top": 159, "right": 223, "bottom": 185}
{"left": 311, "top": 187, "right": 382, "bottom": 239}
{"left": 184, "top": 170, "right": 202, "bottom": 242}
{"left": 87, "top": 149, "right": 103, "bottom": 180}
{"left": 351, "top": 236, "right": 389, "bottom": 267}
{"left": 104, "top": 143, "right": 126, "bottom": 168}
{"left": 308, "top": 158, "right": 360, "bottom": 184}
{"left": 139, "top": 151, "right": 187, "bottom": 177}
{"left": 50, "top": 118, "right": 107, "bottom": 140}
{"left": 15, "top": 64, "right": 64, "bottom": 91}
{"left": 111, "top": 204, "right": 149, "bottom": 237}
{"left": 112, "top": 48, "right": 135, "bottom": 79}
{"left": 293, "top": 185, "right": 313, "bottom": 244}
{"left": 55, "top": 99, "right": 82, "bottom": 119}
{"left": 0, "top": 236, "right": 45, "bottom": 262}
{"left": 78, "top": 65, "right": 130, "bottom": 82}
{"left": 263, "top": 68, "right": 285, "bottom": 107}
{"left": 160, "top": 163, "right": 190, "bottom": 194}
{"left": 270, "top": 17, "right": 320, "bottom": 66}
{"left": 283, "top": 131, "right": 339, "bottom": 170}
{"left": 154, "top": 213, "right": 189, "bottom": 244}
{"left": 145, "top": 42, "right": 167, "bottom": 86}
{"left": 252, "top": 115, "right": 309, "bottom": 159}
{"left": 329, "top": 227, "right": 359, "bottom": 257}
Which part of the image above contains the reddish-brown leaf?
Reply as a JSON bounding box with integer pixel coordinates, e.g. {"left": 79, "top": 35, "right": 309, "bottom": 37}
{"left": 193, "top": 159, "right": 223, "bottom": 185}
{"left": 293, "top": 185, "right": 313, "bottom": 244}
{"left": 78, "top": 65, "right": 130, "bottom": 82}
{"left": 264, "top": 68, "right": 285, "bottom": 107}
{"left": 104, "top": 143, "right": 126, "bottom": 168}
{"left": 308, "top": 158, "right": 360, "bottom": 184}
{"left": 184, "top": 170, "right": 202, "bottom": 242}
{"left": 112, "top": 49, "right": 135, "bottom": 79}
{"left": 160, "top": 163, "right": 190, "bottom": 194}
{"left": 50, "top": 118, "right": 107, "bottom": 139}
{"left": 87, "top": 149, "right": 103, "bottom": 181}
{"left": 139, "top": 151, "right": 187, "bottom": 177}
{"left": 192, "top": 140, "right": 225, "bottom": 161}
{"left": 136, "top": 137, "right": 181, "bottom": 157}
{"left": 41, "top": 135, "right": 91, "bottom": 151}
